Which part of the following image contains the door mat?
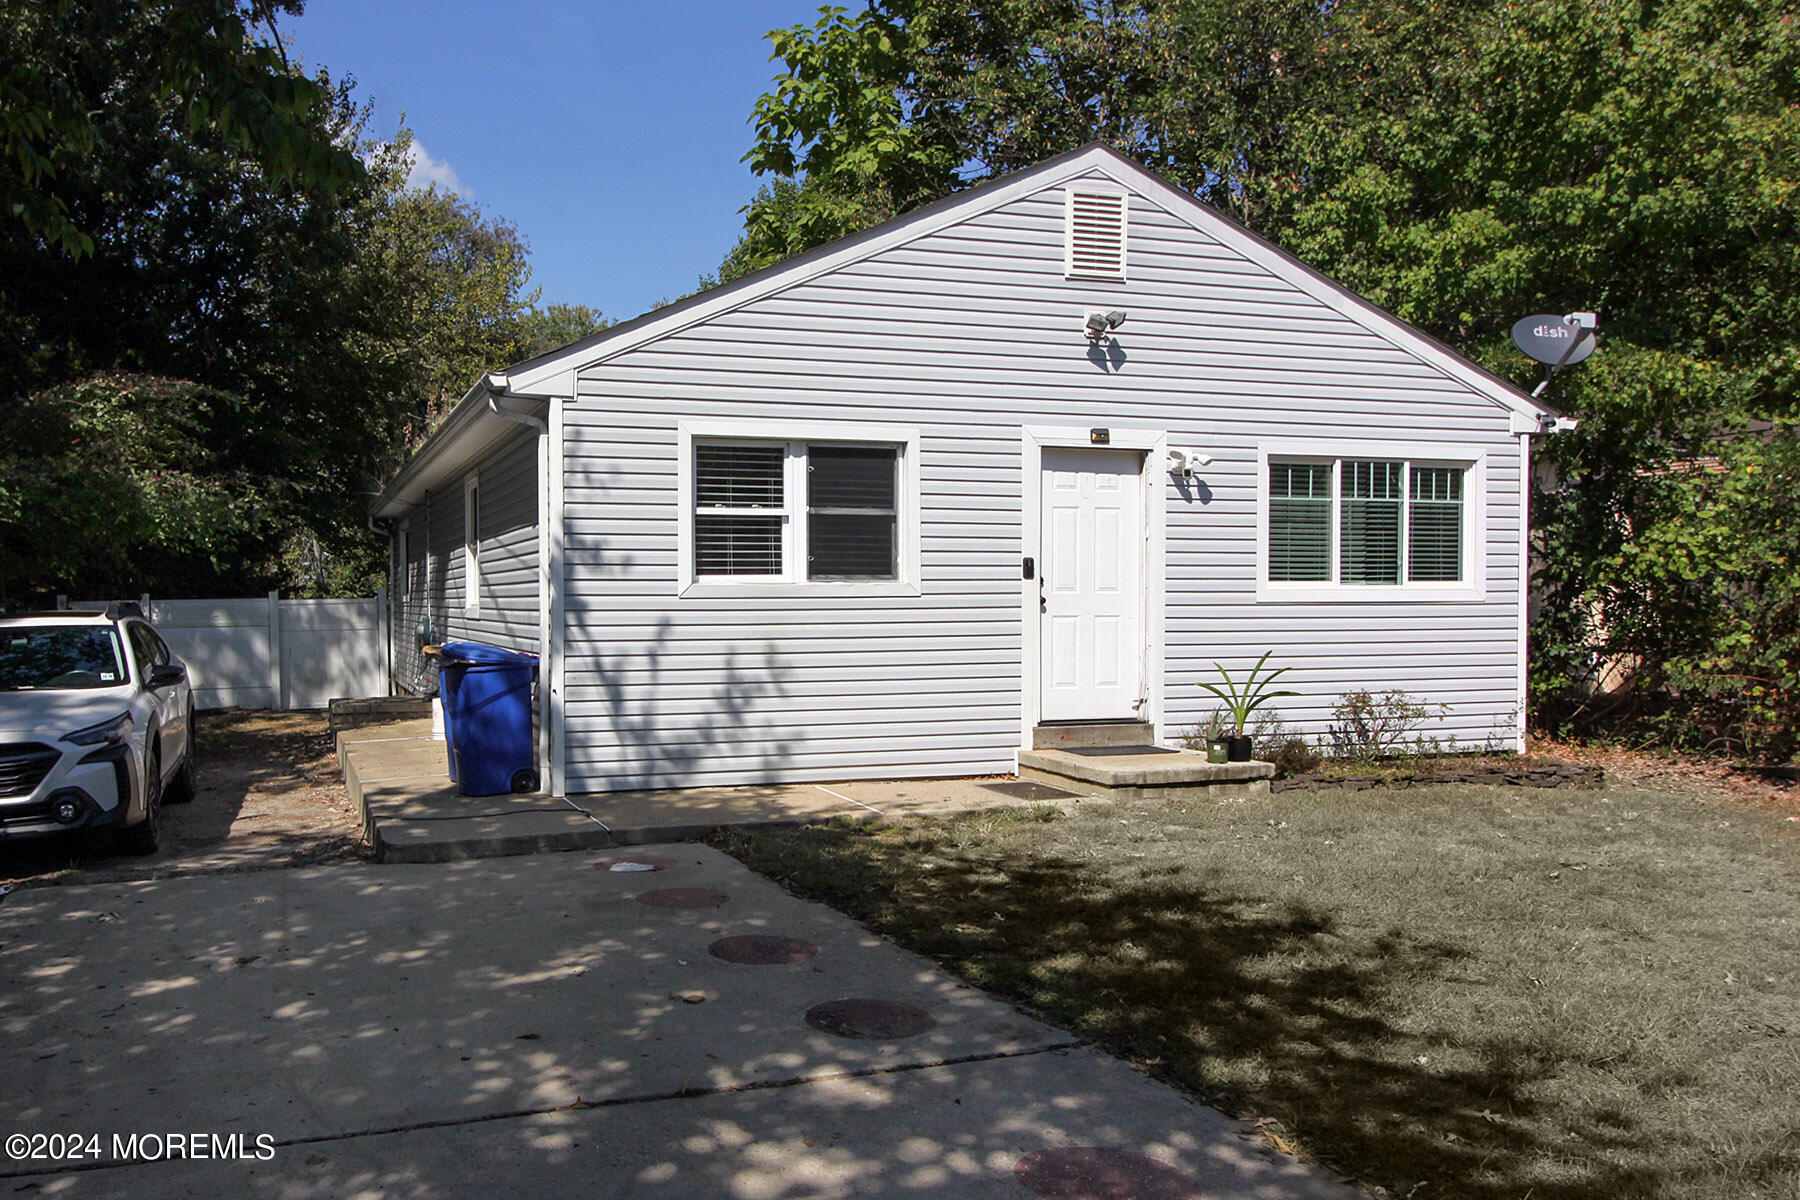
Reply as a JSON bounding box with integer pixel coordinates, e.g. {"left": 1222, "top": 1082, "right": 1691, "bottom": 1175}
{"left": 979, "top": 780, "right": 1080, "bottom": 800}
{"left": 1064, "top": 744, "right": 1179, "bottom": 757}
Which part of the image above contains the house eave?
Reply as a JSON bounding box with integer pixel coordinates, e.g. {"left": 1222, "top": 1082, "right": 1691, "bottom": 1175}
{"left": 370, "top": 380, "right": 549, "bottom": 521}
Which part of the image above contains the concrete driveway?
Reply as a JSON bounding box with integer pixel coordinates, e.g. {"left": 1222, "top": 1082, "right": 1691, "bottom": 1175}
{"left": 1, "top": 847, "right": 1359, "bottom": 1198}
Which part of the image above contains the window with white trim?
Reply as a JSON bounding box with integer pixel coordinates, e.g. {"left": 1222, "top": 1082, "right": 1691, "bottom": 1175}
{"left": 1268, "top": 457, "right": 1469, "bottom": 586}
{"left": 462, "top": 475, "right": 480, "bottom": 613}
{"left": 693, "top": 440, "right": 901, "bottom": 582}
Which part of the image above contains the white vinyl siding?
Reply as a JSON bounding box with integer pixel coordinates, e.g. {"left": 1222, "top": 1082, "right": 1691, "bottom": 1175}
{"left": 558, "top": 167, "right": 1524, "bottom": 792}
{"left": 447, "top": 428, "right": 539, "bottom": 652}
{"left": 389, "top": 426, "right": 540, "bottom": 693}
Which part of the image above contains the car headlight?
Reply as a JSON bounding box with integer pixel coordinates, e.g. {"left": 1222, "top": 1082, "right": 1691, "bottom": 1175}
{"left": 65, "top": 712, "right": 133, "bottom": 746}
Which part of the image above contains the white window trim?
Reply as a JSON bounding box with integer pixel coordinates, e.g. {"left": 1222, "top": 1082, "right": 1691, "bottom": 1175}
{"left": 1255, "top": 440, "right": 1487, "bottom": 603}
{"left": 1064, "top": 186, "right": 1129, "bottom": 281}
{"left": 462, "top": 472, "right": 480, "bottom": 615}
{"left": 676, "top": 418, "right": 922, "bottom": 598}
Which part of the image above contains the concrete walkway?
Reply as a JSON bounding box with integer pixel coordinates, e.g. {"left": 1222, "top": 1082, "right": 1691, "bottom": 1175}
{"left": 2, "top": 845, "right": 1360, "bottom": 1198}
{"left": 340, "top": 720, "right": 1099, "bottom": 862}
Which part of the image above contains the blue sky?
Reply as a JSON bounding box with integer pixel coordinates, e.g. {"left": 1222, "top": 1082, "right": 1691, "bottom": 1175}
{"left": 286, "top": 1, "right": 828, "bottom": 322}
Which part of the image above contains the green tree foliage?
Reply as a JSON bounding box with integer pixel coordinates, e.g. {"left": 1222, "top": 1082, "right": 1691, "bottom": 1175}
{"left": 0, "top": 0, "right": 362, "bottom": 258}
{"left": 733, "top": 0, "right": 1800, "bottom": 754}
{"left": 357, "top": 163, "right": 538, "bottom": 443}
{"left": 0, "top": 376, "right": 269, "bottom": 594}
{"left": 514, "top": 302, "right": 611, "bottom": 359}
{"left": 0, "top": 4, "right": 543, "bottom": 602}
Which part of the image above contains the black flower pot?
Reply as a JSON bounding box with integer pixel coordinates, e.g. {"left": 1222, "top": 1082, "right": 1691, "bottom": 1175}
{"left": 1226, "top": 735, "right": 1253, "bottom": 762}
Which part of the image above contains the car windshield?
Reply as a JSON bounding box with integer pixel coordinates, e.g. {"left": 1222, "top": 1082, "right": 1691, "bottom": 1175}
{"left": 0, "top": 627, "right": 127, "bottom": 691}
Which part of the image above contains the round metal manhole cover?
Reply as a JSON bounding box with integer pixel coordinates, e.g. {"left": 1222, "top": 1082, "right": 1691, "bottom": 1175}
{"left": 636, "top": 888, "right": 731, "bottom": 909}
{"left": 1013, "top": 1148, "right": 1207, "bottom": 1200}
{"left": 803, "top": 998, "right": 935, "bottom": 1040}
{"left": 708, "top": 934, "right": 819, "bottom": 965}
{"left": 595, "top": 855, "right": 678, "bottom": 873}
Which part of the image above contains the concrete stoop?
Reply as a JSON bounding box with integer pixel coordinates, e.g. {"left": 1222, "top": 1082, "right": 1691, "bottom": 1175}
{"left": 1017, "top": 747, "right": 1273, "bottom": 802}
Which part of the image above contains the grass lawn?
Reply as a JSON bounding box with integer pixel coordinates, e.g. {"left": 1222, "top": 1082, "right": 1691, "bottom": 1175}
{"left": 714, "top": 774, "right": 1800, "bottom": 1199}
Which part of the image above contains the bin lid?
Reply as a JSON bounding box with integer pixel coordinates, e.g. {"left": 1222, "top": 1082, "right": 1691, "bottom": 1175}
{"left": 438, "top": 640, "right": 540, "bottom": 665}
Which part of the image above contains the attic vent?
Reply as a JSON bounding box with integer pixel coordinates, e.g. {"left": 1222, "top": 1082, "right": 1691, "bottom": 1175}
{"left": 1065, "top": 189, "right": 1128, "bottom": 280}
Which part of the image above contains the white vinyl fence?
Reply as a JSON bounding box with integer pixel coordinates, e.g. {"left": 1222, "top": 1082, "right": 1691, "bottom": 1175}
{"left": 60, "top": 592, "right": 390, "bottom": 711}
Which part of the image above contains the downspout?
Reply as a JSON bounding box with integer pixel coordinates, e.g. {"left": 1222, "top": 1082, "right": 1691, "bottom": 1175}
{"left": 1510, "top": 411, "right": 1580, "bottom": 754}
{"left": 486, "top": 374, "right": 557, "bottom": 795}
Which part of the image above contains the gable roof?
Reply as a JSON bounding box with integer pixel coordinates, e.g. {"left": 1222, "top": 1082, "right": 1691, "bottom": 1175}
{"left": 374, "top": 143, "right": 1551, "bottom": 518}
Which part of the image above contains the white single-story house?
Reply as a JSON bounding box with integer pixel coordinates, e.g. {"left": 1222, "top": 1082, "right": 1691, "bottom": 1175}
{"left": 370, "top": 143, "right": 1565, "bottom": 798}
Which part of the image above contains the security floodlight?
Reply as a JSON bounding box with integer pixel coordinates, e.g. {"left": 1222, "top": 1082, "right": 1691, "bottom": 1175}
{"left": 1083, "top": 308, "right": 1127, "bottom": 342}
{"left": 1167, "top": 448, "right": 1212, "bottom": 478}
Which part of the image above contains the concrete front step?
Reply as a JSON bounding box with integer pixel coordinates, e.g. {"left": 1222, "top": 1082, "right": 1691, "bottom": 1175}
{"left": 1031, "top": 720, "right": 1156, "bottom": 749}
{"left": 1018, "top": 747, "right": 1273, "bottom": 802}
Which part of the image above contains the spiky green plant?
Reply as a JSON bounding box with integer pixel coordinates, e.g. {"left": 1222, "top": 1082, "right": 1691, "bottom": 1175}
{"left": 1197, "top": 651, "right": 1299, "bottom": 736}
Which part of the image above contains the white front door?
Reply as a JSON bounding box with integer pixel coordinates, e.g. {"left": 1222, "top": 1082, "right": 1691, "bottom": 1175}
{"left": 1039, "top": 447, "right": 1144, "bottom": 721}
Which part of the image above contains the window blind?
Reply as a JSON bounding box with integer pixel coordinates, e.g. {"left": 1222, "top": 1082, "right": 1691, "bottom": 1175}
{"left": 1340, "top": 460, "right": 1403, "bottom": 584}
{"left": 1408, "top": 466, "right": 1463, "bottom": 582}
{"left": 1269, "top": 462, "right": 1331, "bottom": 582}
{"left": 695, "top": 444, "right": 784, "bottom": 576}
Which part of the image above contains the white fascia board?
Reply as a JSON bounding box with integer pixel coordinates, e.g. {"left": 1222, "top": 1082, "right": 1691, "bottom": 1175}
{"left": 501, "top": 146, "right": 1135, "bottom": 395}
{"left": 1097, "top": 154, "right": 1554, "bottom": 421}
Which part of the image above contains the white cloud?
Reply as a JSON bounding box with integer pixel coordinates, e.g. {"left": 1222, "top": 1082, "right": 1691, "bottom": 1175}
{"left": 403, "top": 139, "right": 466, "bottom": 195}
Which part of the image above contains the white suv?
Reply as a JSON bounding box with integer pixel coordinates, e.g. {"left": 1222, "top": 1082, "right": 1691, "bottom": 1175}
{"left": 0, "top": 604, "right": 196, "bottom": 854}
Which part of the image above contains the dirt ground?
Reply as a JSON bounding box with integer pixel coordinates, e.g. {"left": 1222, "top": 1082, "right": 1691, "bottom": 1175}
{"left": 1531, "top": 735, "right": 1800, "bottom": 820}
{"left": 0, "top": 710, "right": 369, "bottom": 889}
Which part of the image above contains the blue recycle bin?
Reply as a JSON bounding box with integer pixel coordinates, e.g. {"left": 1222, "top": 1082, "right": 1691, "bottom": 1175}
{"left": 437, "top": 641, "right": 540, "bottom": 796}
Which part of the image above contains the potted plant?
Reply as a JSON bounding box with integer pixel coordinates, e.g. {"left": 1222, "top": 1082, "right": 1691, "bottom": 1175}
{"left": 1197, "top": 651, "right": 1299, "bottom": 762}
{"left": 1200, "top": 708, "right": 1232, "bottom": 763}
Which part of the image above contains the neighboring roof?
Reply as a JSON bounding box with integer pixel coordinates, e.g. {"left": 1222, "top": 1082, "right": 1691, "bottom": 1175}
{"left": 373, "top": 143, "right": 1553, "bottom": 518}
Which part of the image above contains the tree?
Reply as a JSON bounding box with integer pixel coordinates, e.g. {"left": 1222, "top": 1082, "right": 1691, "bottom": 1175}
{"left": 515, "top": 302, "right": 611, "bottom": 360}
{"left": 0, "top": 1, "right": 544, "bottom": 602}
{"left": 0, "top": 0, "right": 362, "bottom": 258}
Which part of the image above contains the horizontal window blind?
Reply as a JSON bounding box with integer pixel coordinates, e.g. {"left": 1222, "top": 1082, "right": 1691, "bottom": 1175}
{"left": 1269, "top": 462, "right": 1331, "bottom": 582}
{"left": 695, "top": 445, "right": 783, "bottom": 508}
{"left": 1408, "top": 467, "right": 1464, "bottom": 582}
{"left": 1340, "top": 460, "right": 1403, "bottom": 585}
{"left": 695, "top": 444, "right": 785, "bottom": 576}
{"left": 695, "top": 516, "right": 782, "bottom": 575}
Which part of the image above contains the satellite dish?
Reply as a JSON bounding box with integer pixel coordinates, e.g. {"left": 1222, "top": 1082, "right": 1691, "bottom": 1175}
{"left": 1512, "top": 314, "right": 1597, "bottom": 366}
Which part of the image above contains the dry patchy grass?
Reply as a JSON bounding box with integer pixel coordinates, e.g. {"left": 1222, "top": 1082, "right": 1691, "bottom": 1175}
{"left": 716, "top": 779, "right": 1800, "bottom": 1200}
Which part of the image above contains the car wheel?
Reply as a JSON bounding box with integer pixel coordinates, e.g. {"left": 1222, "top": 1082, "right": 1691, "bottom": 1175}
{"left": 116, "top": 744, "right": 162, "bottom": 856}
{"left": 167, "top": 704, "right": 198, "bottom": 804}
